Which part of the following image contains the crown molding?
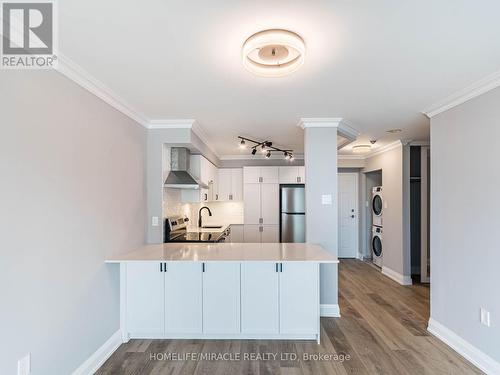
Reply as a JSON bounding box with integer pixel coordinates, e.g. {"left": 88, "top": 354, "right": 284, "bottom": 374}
{"left": 56, "top": 54, "right": 149, "bottom": 127}
{"left": 365, "top": 140, "right": 403, "bottom": 158}
{"left": 422, "top": 70, "right": 500, "bottom": 118}
{"left": 147, "top": 119, "right": 218, "bottom": 157}
{"left": 147, "top": 119, "right": 196, "bottom": 129}
{"left": 337, "top": 154, "right": 365, "bottom": 160}
{"left": 297, "top": 117, "right": 344, "bottom": 129}
{"left": 219, "top": 154, "right": 305, "bottom": 161}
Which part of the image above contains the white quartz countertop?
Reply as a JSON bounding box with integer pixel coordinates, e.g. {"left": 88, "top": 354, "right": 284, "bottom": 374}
{"left": 105, "top": 243, "right": 338, "bottom": 263}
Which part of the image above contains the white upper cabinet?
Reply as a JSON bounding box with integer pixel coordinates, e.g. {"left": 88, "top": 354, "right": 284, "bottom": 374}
{"left": 243, "top": 167, "right": 261, "bottom": 184}
{"left": 183, "top": 155, "right": 219, "bottom": 202}
{"left": 260, "top": 167, "right": 279, "bottom": 183}
{"left": 279, "top": 166, "right": 306, "bottom": 184}
{"left": 243, "top": 167, "right": 279, "bottom": 184}
{"left": 231, "top": 168, "right": 243, "bottom": 201}
{"left": 217, "top": 168, "right": 243, "bottom": 201}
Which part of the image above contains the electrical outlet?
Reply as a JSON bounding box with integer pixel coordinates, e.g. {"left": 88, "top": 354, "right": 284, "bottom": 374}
{"left": 18, "top": 353, "right": 30, "bottom": 375}
{"left": 151, "top": 216, "right": 159, "bottom": 227}
{"left": 480, "top": 308, "right": 491, "bottom": 327}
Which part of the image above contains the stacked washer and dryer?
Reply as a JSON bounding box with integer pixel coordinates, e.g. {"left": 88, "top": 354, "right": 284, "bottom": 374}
{"left": 371, "top": 187, "right": 383, "bottom": 267}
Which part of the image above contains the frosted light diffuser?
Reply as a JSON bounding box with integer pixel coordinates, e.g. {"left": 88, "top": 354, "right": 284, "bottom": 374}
{"left": 242, "top": 29, "right": 305, "bottom": 77}
{"left": 352, "top": 145, "right": 372, "bottom": 154}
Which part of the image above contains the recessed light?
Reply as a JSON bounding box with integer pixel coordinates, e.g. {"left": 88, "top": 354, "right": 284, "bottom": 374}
{"left": 352, "top": 145, "right": 372, "bottom": 154}
{"left": 386, "top": 128, "right": 402, "bottom": 134}
{"left": 242, "top": 29, "right": 305, "bottom": 77}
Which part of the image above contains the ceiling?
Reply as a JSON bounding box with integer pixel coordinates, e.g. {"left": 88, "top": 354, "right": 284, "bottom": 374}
{"left": 59, "top": 0, "right": 500, "bottom": 156}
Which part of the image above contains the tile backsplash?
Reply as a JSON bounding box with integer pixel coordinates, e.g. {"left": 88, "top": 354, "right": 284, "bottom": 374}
{"left": 164, "top": 187, "right": 244, "bottom": 225}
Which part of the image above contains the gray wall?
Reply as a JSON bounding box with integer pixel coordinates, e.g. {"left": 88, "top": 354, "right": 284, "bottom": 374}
{"left": 363, "top": 143, "right": 410, "bottom": 277}
{"left": 0, "top": 71, "right": 147, "bottom": 374}
{"left": 430, "top": 87, "right": 500, "bottom": 363}
{"left": 304, "top": 127, "right": 338, "bottom": 305}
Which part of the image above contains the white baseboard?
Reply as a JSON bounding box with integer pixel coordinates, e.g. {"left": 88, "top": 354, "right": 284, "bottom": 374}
{"left": 428, "top": 318, "right": 500, "bottom": 375}
{"left": 320, "top": 304, "right": 341, "bottom": 317}
{"left": 72, "top": 329, "right": 123, "bottom": 375}
{"left": 381, "top": 266, "right": 412, "bottom": 285}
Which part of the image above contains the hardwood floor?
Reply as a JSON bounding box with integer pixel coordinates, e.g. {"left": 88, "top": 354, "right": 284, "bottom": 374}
{"left": 96, "top": 260, "right": 481, "bottom": 374}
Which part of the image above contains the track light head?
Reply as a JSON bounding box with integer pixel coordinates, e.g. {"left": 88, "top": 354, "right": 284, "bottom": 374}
{"left": 239, "top": 139, "right": 246, "bottom": 148}
{"left": 265, "top": 151, "right": 271, "bottom": 159}
{"left": 251, "top": 148, "right": 257, "bottom": 155}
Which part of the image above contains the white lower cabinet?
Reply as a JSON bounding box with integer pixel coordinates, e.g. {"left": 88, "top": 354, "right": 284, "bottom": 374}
{"left": 241, "top": 262, "right": 279, "bottom": 334}
{"left": 279, "top": 262, "right": 319, "bottom": 334}
{"left": 165, "top": 262, "right": 202, "bottom": 334}
{"left": 229, "top": 224, "right": 244, "bottom": 242}
{"left": 202, "top": 262, "right": 241, "bottom": 334}
{"left": 261, "top": 225, "right": 279, "bottom": 243}
{"left": 126, "top": 262, "right": 164, "bottom": 336}
{"left": 124, "top": 261, "right": 319, "bottom": 340}
{"left": 243, "top": 224, "right": 279, "bottom": 243}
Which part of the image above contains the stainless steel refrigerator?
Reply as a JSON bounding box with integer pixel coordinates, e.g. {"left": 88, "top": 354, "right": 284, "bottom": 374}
{"left": 280, "top": 185, "right": 305, "bottom": 243}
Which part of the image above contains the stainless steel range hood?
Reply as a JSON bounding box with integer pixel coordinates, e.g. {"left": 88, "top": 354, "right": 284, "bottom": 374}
{"left": 164, "top": 147, "right": 209, "bottom": 189}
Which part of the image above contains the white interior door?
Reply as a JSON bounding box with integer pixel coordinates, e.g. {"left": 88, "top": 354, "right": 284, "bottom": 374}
{"left": 241, "top": 262, "right": 279, "bottom": 333}
{"left": 338, "top": 173, "right": 358, "bottom": 258}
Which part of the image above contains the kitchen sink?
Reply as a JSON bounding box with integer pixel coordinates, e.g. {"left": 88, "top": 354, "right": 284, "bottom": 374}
{"left": 202, "top": 225, "right": 223, "bottom": 229}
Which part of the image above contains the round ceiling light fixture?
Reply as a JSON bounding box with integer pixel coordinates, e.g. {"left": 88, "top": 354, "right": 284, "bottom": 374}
{"left": 352, "top": 145, "right": 372, "bottom": 154}
{"left": 242, "top": 29, "right": 305, "bottom": 77}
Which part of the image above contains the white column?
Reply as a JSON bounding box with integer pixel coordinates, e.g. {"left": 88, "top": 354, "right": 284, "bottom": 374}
{"left": 298, "top": 118, "right": 344, "bottom": 315}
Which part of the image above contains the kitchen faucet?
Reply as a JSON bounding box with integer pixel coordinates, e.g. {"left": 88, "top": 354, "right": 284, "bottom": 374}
{"left": 198, "top": 206, "right": 212, "bottom": 228}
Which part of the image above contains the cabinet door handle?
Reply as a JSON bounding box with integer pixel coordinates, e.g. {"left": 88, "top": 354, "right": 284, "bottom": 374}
{"left": 259, "top": 177, "right": 263, "bottom": 183}
{"left": 229, "top": 194, "right": 233, "bottom": 200}
{"left": 160, "top": 263, "right": 163, "bottom": 272}
{"left": 280, "top": 263, "right": 283, "bottom": 272}
{"left": 259, "top": 226, "right": 263, "bottom": 232}
{"left": 275, "top": 263, "right": 279, "bottom": 272}
{"left": 259, "top": 218, "right": 263, "bottom": 224}
{"left": 164, "top": 262, "right": 167, "bottom": 272}
{"left": 204, "top": 193, "right": 208, "bottom": 201}
{"left": 297, "top": 176, "right": 301, "bottom": 183}
{"left": 202, "top": 263, "right": 205, "bottom": 272}
{"left": 216, "top": 194, "right": 218, "bottom": 200}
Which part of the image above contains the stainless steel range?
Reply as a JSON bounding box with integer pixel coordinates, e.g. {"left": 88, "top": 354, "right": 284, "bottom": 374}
{"left": 164, "top": 215, "right": 230, "bottom": 243}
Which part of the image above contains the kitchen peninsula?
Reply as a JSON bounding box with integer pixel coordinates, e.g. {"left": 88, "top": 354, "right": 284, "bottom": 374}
{"left": 106, "top": 243, "right": 337, "bottom": 343}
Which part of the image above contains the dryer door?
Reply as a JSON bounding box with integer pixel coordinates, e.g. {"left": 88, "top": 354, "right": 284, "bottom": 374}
{"left": 372, "top": 195, "right": 383, "bottom": 216}
{"left": 372, "top": 235, "right": 382, "bottom": 257}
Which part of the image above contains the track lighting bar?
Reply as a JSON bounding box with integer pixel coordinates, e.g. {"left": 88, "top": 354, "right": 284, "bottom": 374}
{"left": 238, "top": 136, "right": 294, "bottom": 160}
